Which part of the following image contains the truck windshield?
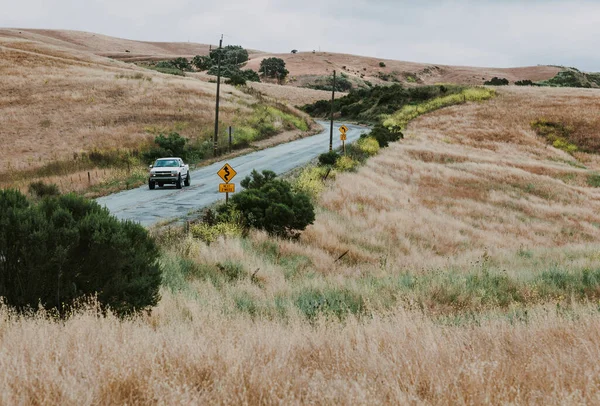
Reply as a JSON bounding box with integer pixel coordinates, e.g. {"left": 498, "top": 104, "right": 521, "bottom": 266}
{"left": 154, "top": 160, "right": 179, "bottom": 168}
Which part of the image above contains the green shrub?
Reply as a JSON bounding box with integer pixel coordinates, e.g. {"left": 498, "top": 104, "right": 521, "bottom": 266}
{"left": 192, "top": 55, "right": 212, "bottom": 71}
{"left": 190, "top": 222, "right": 243, "bottom": 244}
{"left": 357, "top": 136, "right": 380, "bottom": 156}
{"left": 143, "top": 132, "right": 208, "bottom": 163}
{"left": 484, "top": 77, "right": 509, "bottom": 86}
{"left": 147, "top": 63, "right": 185, "bottom": 76}
{"left": 170, "top": 57, "right": 192, "bottom": 71}
{"left": 293, "top": 166, "right": 327, "bottom": 199}
{"left": 515, "top": 80, "right": 534, "bottom": 86}
{"left": 318, "top": 151, "right": 340, "bottom": 166}
{"left": 226, "top": 73, "right": 247, "bottom": 86}
{"left": 335, "top": 155, "right": 359, "bottom": 172}
{"left": 222, "top": 170, "right": 315, "bottom": 238}
{"left": 379, "top": 62, "right": 386, "bottom": 68}
{"left": 28, "top": 181, "right": 60, "bottom": 198}
{"left": 367, "top": 124, "right": 403, "bottom": 147}
{"left": 0, "top": 191, "right": 161, "bottom": 316}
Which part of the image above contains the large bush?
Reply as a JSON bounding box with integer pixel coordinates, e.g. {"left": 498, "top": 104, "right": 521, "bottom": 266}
{"left": 222, "top": 170, "right": 315, "bottom": 238}
{"left": 0, "top": 190, "right": 161, "bottom": 316}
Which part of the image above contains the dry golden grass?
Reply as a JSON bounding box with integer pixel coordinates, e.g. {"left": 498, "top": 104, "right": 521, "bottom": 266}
{"left": 2, "top": 298, "right": 600, "bottom": 405}
{"left": 0, "top": 28, "right": 217, "bottom": 61}
{"left": 293, "top": 86, "right": 600, "bottom": 271}
{"left": 0, "top": 37, "right": 254, "bottom": 173}
{"left": 247, "top": 81, "right": 342, "bottom": 106}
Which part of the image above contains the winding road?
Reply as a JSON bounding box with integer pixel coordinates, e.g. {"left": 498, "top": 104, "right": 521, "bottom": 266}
{"left": 96, "top": 121, "right": 369, "bottom": 226}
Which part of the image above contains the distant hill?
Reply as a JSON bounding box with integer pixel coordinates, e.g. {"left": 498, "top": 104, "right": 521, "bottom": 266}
{"left": 1, "top": 29, "right": 561, "bottom": 87}
{"left": 245, "top": 52, "right": 562, "bottom": 88}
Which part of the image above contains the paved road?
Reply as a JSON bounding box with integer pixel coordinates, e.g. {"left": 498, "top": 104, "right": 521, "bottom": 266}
{"left": 96, "top": 121, "right": 369, "bottom": 226}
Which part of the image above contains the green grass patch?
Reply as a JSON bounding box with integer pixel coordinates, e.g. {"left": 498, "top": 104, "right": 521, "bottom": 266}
{"left": 531, "top": 118, "right": 579, "bottom": 154}
{"left": 587, "top": 173, "right": 600, "bottom": 187}
{"left": 383, "top": 87, "right": 496, "bottom": 130}
{"left": 145, "top": 66, "right": 186, "bottom": 76}
{"left": 295, "top": 287, "right": 366, "bottom": 321}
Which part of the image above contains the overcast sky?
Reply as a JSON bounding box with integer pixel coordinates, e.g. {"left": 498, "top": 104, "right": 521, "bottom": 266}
{"left": 2, "top": 0, "right": 599, "bottom": 71}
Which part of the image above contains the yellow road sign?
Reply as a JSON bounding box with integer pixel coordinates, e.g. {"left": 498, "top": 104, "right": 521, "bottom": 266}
{"left": 219, "top": 183, "right": 235, "bottom": 193}
{"left": 339, "top": 125, "right": 349, "bottom": 134}
{"left": 340, "top": 133, "right": 347, "bottom": 141}
{"left": 217, "top": 163, "right": 237, "bottom": 183}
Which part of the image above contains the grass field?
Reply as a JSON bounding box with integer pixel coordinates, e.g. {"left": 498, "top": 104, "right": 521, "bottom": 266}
{"left": 3, "top": 85, "right": 600, "bottom": 403}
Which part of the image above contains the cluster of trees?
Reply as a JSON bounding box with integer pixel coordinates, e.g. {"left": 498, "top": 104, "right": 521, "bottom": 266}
{"left": 191, "top": 45, "right": 260, "bottom": 85}
{"left": 302, "top": 84, "right": 465, "bottom": 122}
{"left": 152, "top": 45, "right": 290, "bottom": 85}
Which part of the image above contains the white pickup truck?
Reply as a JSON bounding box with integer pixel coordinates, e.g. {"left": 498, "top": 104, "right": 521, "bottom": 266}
{"left": 148, "top": 157, "right": 190, "bottom": 190}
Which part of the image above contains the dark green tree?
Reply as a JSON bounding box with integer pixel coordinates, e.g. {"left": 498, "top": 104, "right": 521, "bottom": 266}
{"left": 259, "top": 57, "right": 289, "bottom": 81}
{"left": 223, "top": 170, "right": 314, "bottom": 237}
{"left": 0, "top": 191, "right": 161, "bottom": 316}
{"left": 171, "top": 57, "right": 192, "bottom": 71}
{"left": 484, "top": 77, "right": 509, "bottom": 86}
{"left": 192, "top": 55, "right": 213, "bottom": 71}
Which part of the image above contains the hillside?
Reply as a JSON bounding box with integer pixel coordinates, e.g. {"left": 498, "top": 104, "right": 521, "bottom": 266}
{"left": 0, "top": 28, "right": 217, "bottom": 62}
{"left": 0, "top": 30, "right": 315, "bottom": 195}
{"left": 245, "top": 51, "right": 562, "bottom": 88}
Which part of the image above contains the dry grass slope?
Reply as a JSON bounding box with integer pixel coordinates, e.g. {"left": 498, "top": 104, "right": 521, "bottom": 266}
{"left": 246, "top": 52, "right": 561, "bottom": 88}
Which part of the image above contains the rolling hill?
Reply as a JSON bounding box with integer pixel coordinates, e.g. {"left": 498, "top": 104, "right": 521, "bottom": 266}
{"left": 3, "top": 28, "right": 561, "bottom": 87}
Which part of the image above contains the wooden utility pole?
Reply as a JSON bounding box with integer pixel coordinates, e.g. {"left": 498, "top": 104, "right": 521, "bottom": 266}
{"left": 329, "top": 70, "right": 336, "bottom": 151}
{"left": 213, "top": 35, "right": 223, "bottom": 158}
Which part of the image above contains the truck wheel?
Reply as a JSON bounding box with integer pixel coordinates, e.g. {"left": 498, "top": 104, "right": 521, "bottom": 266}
{"left": 176, "top": 175, "right": 183, "bottom": 189}
{"left": 184, "top": 173, "right": 190, "bottom": 186}
{"left": 149, "top": 181, "right": 156, "bottom": 190}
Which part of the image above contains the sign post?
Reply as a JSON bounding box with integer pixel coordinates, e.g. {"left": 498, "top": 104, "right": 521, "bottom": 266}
{"left": 217, "top": 163, "right": 237, "bottom": 204}
{"left": 339, "top": 125, "right": 348, "bottom": 155}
